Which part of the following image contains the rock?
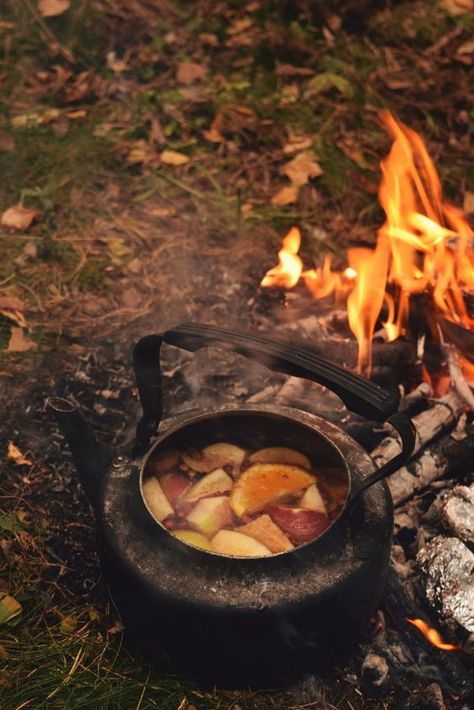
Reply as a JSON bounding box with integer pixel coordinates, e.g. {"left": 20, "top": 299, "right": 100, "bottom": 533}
{"left": 361, "top": 652, "right": 389, "bottom": 686}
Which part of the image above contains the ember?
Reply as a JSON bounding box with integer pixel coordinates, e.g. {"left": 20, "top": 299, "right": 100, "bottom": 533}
{"left": 261, "top": 112, "right": 474, "bottom": 380}
{"left": 407, "top": 618, "right": 460, "bottom": 651}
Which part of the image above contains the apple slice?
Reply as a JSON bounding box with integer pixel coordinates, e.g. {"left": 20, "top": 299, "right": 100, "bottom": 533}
{"left": 160, "top": 472, "right": 192, "bottom": 505}
{"left": 183, "top": 468, "right": 233, "bottom": 503}
{"left": 239, "top": 514, "right": 293, "bottom": 553}
{"left": 146, "top": 448, "right": 179, "bottom": 475}
{"left": 186, "top": 496, "right": 233, "bottom": 537}
{"left": 250, "top": 447, "right": 311, "bottom": 469}
{"left": 173, "top": 529, "right": 214, "bottom": 551}
{"left": 212, "top": 530, "right": 271, "bottom": 557}
{"left": 182, "top": 443, "right": 246, "bottom": 473}
{"left": 300, "top": 483, "right": 327, "bottom": 514}
{"left": 142, "top": 477, "right": 174, "bottom": 522}
{"left": 268, "top": 505, "right": 330, "bottom": 544}
{"left": 230, "top": 463, "right": 315, "bottom": 517}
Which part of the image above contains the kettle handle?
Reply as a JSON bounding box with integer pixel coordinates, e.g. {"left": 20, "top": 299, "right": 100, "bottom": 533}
{"left": 132, "top": 323, "right": 416, "bottom": 499}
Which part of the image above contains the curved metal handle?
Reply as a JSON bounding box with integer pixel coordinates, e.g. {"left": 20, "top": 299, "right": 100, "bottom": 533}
{"left": 134, "top": 322, "right": 398, "bottom": 438}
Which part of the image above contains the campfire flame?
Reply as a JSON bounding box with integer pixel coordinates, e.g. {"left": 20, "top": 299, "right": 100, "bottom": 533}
{"left": 261, "top": 112, "right": 474, "bottom": 377}
{"left": 407, "top": 618, "right": 460, "bottom": 651}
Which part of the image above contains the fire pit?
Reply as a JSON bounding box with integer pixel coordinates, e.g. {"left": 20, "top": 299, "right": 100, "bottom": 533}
{"left": 49, "top": 323, "right": 417, "bottom": 688}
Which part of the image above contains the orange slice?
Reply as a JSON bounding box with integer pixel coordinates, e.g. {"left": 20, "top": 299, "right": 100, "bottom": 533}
{"left": 230, "top": 463, "right": 315, "bottom": 517}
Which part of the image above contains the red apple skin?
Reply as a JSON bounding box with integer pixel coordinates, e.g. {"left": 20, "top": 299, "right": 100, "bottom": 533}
{"left": 160, "top": 473, "right": 191, "bottom": 505}
{"left": 267, "top": 505, "right": 330, "bottom": 544}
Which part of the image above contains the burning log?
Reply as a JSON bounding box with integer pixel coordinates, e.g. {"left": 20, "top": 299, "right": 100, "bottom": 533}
{"left": 379, "top": 568, "right": 474, "bottom": 698}
{"left": 386, "top": 423, "right": 474, "bottom": 506}
{"left": 372, "top": 390, "right": 466, "bottom": 467}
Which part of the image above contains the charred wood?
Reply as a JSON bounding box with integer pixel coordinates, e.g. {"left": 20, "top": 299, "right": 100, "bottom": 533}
{"left": 387, "top": 424, "right": 474, "bottom": 507}
{"left": 372, "top": 390, "right": 467, "bottom": 467}
{"left": 380, "top": 568, "right": 474, "bottom": 699}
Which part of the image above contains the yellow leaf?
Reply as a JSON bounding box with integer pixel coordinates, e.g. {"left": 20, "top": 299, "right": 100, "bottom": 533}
{"left": 60, "top": 615, "right": 77, "bottom": 634}
{"left": 271, "top": 185, "right": 299, "bottom": 207}
{"left": 0, "top": 595, "right": 22, "bottom": 626}
{"left": 280, "top": 152, "right": 323, "bottom": 187}
{"left": 38, "top": 0, "right": 70, "bottom": 18}
{"left": 1, "top": 205, "right": 38, "bottom": 230}
{"left": 160, "top": 150, "right": 189, "bottom": 166}
{"left": 7, "top": 442, "right": 33, "bottom": 466}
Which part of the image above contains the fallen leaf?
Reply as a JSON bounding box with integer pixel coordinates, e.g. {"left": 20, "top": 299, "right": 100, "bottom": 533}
{"left": 306, "top": 72, "right": 354, "bottom": 99}
{"left": 160, "top": 150, "right": 189, "bottom": 166}
{"left": 0, "top": 131, "right": 14, "bottom": 151}
{"left": 1, "top": 205, "right": 38, "bottom": 230}
{"left": 280, "top": 152, "right": 323, "bottom": 187}
{"left": 7, "top": 327, "right": 37, "bottom": 352}
{"left": 271, "top": 185, "right": 299, "bottom": 206}
{"left": 38, "top": 0, "right": 70, "bottom": 17}
{"left": 126, "top": 140, "right": 156, "bottom": 164}
{"left": 456, "top": 38, "right": 474, "bottom": 55}
{"left": 176, "top": 62, "right": 207, "bottom": 85}
{"left": 283, "top": 136, "right": 313, "bottom": 154}
{"left": 0, "top": 295, "right": 26, "bottom": 328}
{"left": 203, "top": 113, "right": 225, "bottom": 143}
{"left": 121, "top": 287, "right": 142, "bottom": 308}
{"left": 276, "top": 63, "right": 314, "bottom": 77}
{"left": 0, "top": 595, "right": 21, "bottom": 626}
{"left": 106, "top": 51, "right": 129, "bottom": 73}
{"left": 60, "top": 615, "right": 78, "bottom": 634}
{"left": 65, "top": 109, "right": 88, "bottom": 120}
{"left": 227, "top": 18, "right": 253, "bottom": 36}
{"left": 7, "top": 442, "right": 33, "bottom": 466}
{"left": 442, "top": 0, "right": 473, "bottom": 15}
{"left": 148, "top": 206, "right": 177, "bottom": 218}
{"left": 127, "top": 257, "right": 143, "bottom": 274}
{"left": 464, "top": 192, "right": 474, "bottom": 214}
{"left": 0, "top": 644, "right": 7, "bottom": 660}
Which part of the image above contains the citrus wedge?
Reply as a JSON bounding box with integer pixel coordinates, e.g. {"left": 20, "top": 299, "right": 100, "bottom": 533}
{"left": 249, "top": 447, "right": 311, "bottom": 469}
{"left": 230, "top": 463, "right": 315, "bottom": 517}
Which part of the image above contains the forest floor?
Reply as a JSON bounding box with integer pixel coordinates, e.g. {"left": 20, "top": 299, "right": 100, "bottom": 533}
{"left": 0, "top": 1, "right": 473, "bottom": 708}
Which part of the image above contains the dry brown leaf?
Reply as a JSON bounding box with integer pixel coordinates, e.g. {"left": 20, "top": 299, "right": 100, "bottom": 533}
{"left": 8, "top": 327, "right": 37, "bottom": 352}
{"left": 271, "top": 185, "right": 299, "bottom": 207}
{"left": 227, "top": 18, "right": 253, "bottom": 36}
{"left": 0, "top": 131, "right": 14, "bottom": 152}
{"left": 442, "top": 0, "right": 473, "bottom": 14}
{"left": 283, "top": 136, "right": 312, "bottom": 155}
{"left": 276, "top": 63, "right": 314, "bottom": 77}
{"left": 176, "top": 62, "right": 207, "bottom": 85}
{"left": 121, "top": 287, "right": 142, "bottom": 308}
{"left": 203, "top": 113, "right": 225, "bottom": 143}
{"left": 127, "top": 258, "right": 143, "bottom": 274}
{"left": 0, "top": 295, "right": 27, "bottom": 328}
{"left": 38, "top": 0, "right": 70, "bottom": 17}
{"left": 7, "top": 441, "right": 33, "bottom": 466}
{"left": 160, "top": 150, "right": 189, "bottom": 166}
{"left": 1, "top": 205, "right": 38, "bottom": 230}
{"left": 126, "top": 140, "right": 156, "bottom": 164}
{"left": 280, "top": 152, "right": 323, "bottom": 187}
{"left": 464, "top": 192, "right": 474, "bottom": 214}
{"left": 457, "top": 38, "right": 474, "bottom": 55}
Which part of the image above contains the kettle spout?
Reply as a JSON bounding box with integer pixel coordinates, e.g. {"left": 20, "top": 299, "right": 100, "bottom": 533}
{"left": 47, "top": 397, "right": 113, "bottom": 508}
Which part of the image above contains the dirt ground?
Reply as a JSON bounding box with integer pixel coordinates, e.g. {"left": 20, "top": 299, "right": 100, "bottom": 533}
{"left": 1, "top": 1, "right": 473, "bottom": 707}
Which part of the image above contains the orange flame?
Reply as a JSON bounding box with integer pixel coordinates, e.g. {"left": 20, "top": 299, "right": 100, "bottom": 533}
{"left": 407, "top": 618, "right": 460, "bottom": 651}
{"left": 261, "top": 112, "right": 474, "bottom": 377}
{"left": 261, "top": 226, "right": 302, "bottom": 288}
